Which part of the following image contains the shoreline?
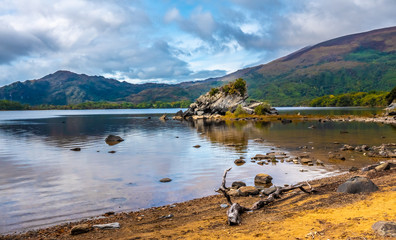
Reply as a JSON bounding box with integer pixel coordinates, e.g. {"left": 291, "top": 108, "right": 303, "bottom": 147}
{"left": 2, "top": 163, "right": 395, "bottom": 240}
{"left": 183, "top": 113, "right": 396, "bottom": 125}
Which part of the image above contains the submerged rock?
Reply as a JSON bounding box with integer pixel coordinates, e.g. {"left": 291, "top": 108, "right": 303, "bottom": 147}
{"left": 337, "top": 176, "right": 379, "bottom": 194}
{"left": 70, "top": 147, "right": 81, "bottom": 151}
{"left": 328, "top": 152, "right": 346, "bottom": 160}
{"left": 105, "top": 135, "right": 124, "bottom": 145}
{"left": 234, "top": 159, "right": 246, "bottom": 165}
{"left": 159, "top": 114, "right": 169, "bottom": 121}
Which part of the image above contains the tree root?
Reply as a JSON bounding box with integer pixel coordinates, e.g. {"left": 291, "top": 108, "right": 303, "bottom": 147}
{"left": 216, "top": 168, "right": 317, "bottom": 225}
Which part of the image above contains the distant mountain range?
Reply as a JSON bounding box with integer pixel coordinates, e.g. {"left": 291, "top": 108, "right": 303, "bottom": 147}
{"left": 1, "top": 26, "right": 396, "bottom": 106}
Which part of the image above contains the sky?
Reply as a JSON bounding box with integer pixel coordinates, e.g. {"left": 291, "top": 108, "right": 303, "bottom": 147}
{"left": 0, "top": 0, "right": 396, "bottom": 86}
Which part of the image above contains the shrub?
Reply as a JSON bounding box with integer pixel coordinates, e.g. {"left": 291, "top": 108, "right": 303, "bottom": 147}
{"left": 209, "top": 88, "right": 219, "bottom": 96}
{"left": 233, "top": 78, "right": 247, "bottom": 96}
{"left": 234, "top": 104, "right": 247, "bottom": 117}
{"left": 220, "top": 78, "right": 247, "bottom": 96}
{"left": 254, "top": 102, "right": 271, "bottom": 115}
{"left": 225, "top": 111, "right": 233, "bottom": 117}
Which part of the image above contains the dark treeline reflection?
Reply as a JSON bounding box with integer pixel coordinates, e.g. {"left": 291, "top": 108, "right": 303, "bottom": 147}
{"left": 0, "top": 114, "right": 188, "bottom": 147}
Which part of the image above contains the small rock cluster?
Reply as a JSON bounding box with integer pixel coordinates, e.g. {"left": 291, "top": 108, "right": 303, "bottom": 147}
{"left": 225, "top": 173, "right": 274, "bottom": 197}
{"left": 340, "top": 143, "right": 396, "bottom": 158}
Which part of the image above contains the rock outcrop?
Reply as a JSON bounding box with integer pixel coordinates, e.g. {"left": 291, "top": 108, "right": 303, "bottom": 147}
{"left": 385, "top": 101, "right": 396, "bottom": 116}
{"left": 179, "top": 78, "right": 277, "bottom": 119}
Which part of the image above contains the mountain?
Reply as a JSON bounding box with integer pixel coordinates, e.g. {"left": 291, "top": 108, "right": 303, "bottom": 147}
{"left": 0, "top": 70, "right": 222, "bottom": 105}
{"left": 228, "top": 26, "right": 396, "bottom": 105}
{"left": 0, "top": 26, "right": 396, "bottom": 106}
{"left": 0, "top": 71, "right": 161, "bottom": 105}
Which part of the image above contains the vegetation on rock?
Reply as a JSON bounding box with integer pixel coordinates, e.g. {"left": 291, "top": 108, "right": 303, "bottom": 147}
{"left": 234, "top": 104, "right": 247, "bottom": 117}
{"left": 221, "top": 78, "right": 247, "bottom": 96}
{"left": 254, "top": 102, "right": 272, "bottom": 115}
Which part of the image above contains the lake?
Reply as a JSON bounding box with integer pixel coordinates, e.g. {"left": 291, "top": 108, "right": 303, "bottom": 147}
{"left": 0, "top": 108, "right": 395, "bottom": 234}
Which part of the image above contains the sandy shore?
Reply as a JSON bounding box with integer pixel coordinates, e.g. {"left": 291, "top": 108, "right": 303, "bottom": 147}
{"left": 1, "top": 166, "right": 395, "bottom": 240}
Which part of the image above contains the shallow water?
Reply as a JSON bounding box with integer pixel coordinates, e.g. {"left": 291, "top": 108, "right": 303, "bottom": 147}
{"left": 0, "top": 108, "right": 394, "bottom": 234}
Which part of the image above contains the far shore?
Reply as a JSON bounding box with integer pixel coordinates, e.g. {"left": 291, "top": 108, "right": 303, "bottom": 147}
{"left": 185, "top": 113, "right": 396, "bottom": 125}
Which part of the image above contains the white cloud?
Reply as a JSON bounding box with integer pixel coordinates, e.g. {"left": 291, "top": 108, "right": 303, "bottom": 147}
{"left": 164, "top": 8, "right": 181, "bottom": 23}
{"left": 0, "top": 0, "right": 396, "bottom": 86}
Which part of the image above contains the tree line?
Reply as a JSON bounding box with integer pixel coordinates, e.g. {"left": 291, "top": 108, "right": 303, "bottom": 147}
{"left": 309, "top": 91, "right": 390, "bottom": 107}
{"left": 0, "top": 100, "right": 191, "bottom": 110}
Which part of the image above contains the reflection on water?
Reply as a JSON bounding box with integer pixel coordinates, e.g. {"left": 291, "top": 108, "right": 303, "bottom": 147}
{"left": 277, "top": 106, "right": 383, "bottom": 116}
{"left": 0, "top": 109, "right": 395, "bottom": 234}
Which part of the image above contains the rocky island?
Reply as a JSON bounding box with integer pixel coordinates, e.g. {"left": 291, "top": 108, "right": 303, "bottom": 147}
{"left": 175, "top": 78, "right": 278, "bottom": 120}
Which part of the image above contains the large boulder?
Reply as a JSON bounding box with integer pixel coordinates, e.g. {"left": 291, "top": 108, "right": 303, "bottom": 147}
{"left": 337, "top": 176, "right": 379, "bottom": 194}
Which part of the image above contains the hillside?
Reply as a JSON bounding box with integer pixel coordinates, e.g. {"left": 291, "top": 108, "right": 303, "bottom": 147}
{"left": 0, "top": 26, "right": 396, "bottom": 106}
{"left": 233, "top": 26, "right": 396, "bottom": 105}
{"left": 0, "top": 70, "right": 222, "bottom": 106}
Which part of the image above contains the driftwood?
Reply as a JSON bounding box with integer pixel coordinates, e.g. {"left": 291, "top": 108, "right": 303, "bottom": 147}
{"left": 217, "top": 168, "right": 316, "bottom": 225}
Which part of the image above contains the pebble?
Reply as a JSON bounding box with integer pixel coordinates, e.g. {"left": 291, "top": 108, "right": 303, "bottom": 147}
{"left": 70, "top": 224, "right": 92, "bottom": 235}
{"left": 220, "top": 204, "right": 229, "bottom": 208}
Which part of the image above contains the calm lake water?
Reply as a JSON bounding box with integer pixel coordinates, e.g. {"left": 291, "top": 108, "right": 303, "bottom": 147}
{"left": 0, "top": 108, "right": 395, "bottom": 234}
